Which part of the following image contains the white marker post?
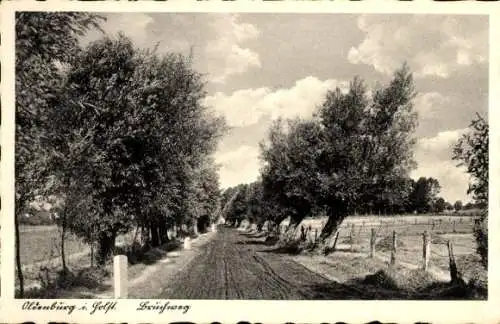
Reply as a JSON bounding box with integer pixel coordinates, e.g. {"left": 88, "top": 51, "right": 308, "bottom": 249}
{"left": 113, "top": 255, "right": 128, "bottom": 298}
{"left": 184, "top": 237, "right": 191, "bottom": 250}
{"left": 211, "top": 223, "right": 217, "bottom": 232}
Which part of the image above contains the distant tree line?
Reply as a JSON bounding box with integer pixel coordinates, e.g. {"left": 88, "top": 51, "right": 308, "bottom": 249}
{"left": 221, "top": 176, "right": 484, "bottom": 230}
{"left": 15, "top": 13, "right": 225, "bottom": 296}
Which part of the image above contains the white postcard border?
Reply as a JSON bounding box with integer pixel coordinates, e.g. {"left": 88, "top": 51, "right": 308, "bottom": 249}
{"left": 1, "top": 1, "right": 499, "bottom": 323}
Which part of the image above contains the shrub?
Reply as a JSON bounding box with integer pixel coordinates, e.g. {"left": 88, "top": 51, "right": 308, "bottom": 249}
{"left": 474, "top": 212, "right": 488, "bottom": 267}
{"left": 362, "top": 268, "right": 434, "bottom": 292}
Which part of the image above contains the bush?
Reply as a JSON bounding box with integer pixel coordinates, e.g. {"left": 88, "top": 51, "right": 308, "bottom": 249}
{"left": 474, "top": 213, "right": 487, "bottom": 268}
{"left": 264, "top": 235, "right": 279, "bottom": 245}
{"left": 362, "top": 269, "right": 399, "bottom": 290}
{"left": 57, "top": 267, "right": 109, "bottom": 289}
{"left": 362, "top": 267, "right": 435, "bottom": 292}
{"left": 126, "top": 240, "right": 180, "bottom": 265}
{"left": 276, "top": 230, "right": 302, "bottom": 254}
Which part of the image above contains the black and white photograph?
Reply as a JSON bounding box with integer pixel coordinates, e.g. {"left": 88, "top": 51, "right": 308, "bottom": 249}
{"left": 13, "top": 10, "right": 490, "bottom": 302}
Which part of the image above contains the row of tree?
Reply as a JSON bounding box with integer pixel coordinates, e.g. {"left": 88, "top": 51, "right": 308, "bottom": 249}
{"left": 221, "top": 64, "right": 488, "bottom": 268}
{"left": 16, "top": 13, "right": 225, "bottom": 296}
{"left": 221, "top": 176, "right": 479, "bottom": 229}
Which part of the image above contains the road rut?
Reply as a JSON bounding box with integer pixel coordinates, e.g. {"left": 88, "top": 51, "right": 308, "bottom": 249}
{"left": 157, "top": 227, "right": 375, "bottom": 299}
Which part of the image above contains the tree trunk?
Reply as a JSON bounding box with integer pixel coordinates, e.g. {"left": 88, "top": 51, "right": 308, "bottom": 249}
{"left": 60, "top": 212, "right": 67, "bottom": 271}
{"left": 90, "top": 242, "right": 94, "bottom": 267}
{"left": 192, "top": 220, "right": 199, "bottom": 236}
{"left": 150, "top": 221, "right": 160, "bottom": 247}
{"left": 319, "top": 209, "right": 347, "bottom": 242}
{"left": 132, "top": 225, "right": 139, "bottom": 244}
{"left": 96, "top": 231, "right": 116, "bottom": 267}
{"left": 15, "top": 211, "right": 24, "bottom": 297}
{"left": 158, "top": 220, "right": 168, "bottom": 245}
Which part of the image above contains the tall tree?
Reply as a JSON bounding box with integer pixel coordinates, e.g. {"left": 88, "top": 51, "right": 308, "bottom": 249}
{"left": 317, "top": 64, "right": 418, "bottom": 241}
{"left": 260, "top": 118, "right": 324, "bottom": 230}
{"left": 15, "top": 12, "right": 105, "bottom": 296}
{"left": 453, "top": 113, "right": 488, "bottom": 267}
{"left": 53, "top": 34, "right": 225, "bottom": 263}
{"left": 259, "top": 64, "right": 418, "bottom": 245}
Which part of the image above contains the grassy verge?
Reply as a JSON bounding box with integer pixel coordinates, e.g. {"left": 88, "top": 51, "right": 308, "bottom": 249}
{"left": 292, "top": 251, "right": 487, "bottom": 300}
{"left": 20, "top": 231, "right": 215, "bottom": 298}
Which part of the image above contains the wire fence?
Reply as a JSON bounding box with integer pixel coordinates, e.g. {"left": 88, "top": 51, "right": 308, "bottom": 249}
{"left": 278, "top": 216, "right": 483, "bottom": 281}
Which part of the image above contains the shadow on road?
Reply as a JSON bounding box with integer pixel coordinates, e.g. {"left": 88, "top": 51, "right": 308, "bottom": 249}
{"left": 127, "top": 241, "right": 181, "bottom": 265}
{"left": 239, "top": 231, "right": 268, "bottom": 239}
{"left": 235, "top": 240, "right": 276, "bottom": 246}
{"left": 258, "top": 246, "right": 302, "bottom": 255}
{"left": 303, "top": 279, "right": 486, "bottom": 300}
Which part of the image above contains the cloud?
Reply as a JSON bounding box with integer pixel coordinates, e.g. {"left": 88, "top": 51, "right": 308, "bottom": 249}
{"left": 205, "top": 14, "right": 261, "bottom": 83}
{"left": 215, "top": 145, "right": 261, "bottom": 188}
{"left": 411, "top": 161, "right": 471, "bottom": 204}
{"left": 204, "top": 76, "right": 348, "bottom": 127}
{"left": 81, "top": 13, "right": 155, "bottom": 48}
{"left": 205, "top": 14, "right": 260, "bottom": 83}
{"left": 348, "top": 15, "right": 488, "bottom": 78}
{"left": 415, "top": 128, "right": 466, "bottom": 162}
{"left": 414, "top": 92, "right": 452, "bottom": 119}
{"left": 412, "top": 129, "right": 471, "bottom": 203}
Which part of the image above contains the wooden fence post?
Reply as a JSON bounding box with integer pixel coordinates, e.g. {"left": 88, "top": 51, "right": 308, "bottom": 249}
{"left": 422, "top": 231, "right": 430, "bottom": 271}
{"left": 113, "top": 255, "right": 128, "bottom": 298}
{"left": 447, "top": 240, "right": 460, "bottom": 283}
{"left": 314, "top": 228, "right": 318, "bottom": 243}
{"left": 390, "top": 230, "right": 397, "bottom": 266}
{"left": 370, "top": 228, "right": 376, "bottom": 258}
{"left": 453, "top": 221, "right": 456, "bottom": 233}
{"left": 331, "top": 231, "right": 340, "bottom": 252}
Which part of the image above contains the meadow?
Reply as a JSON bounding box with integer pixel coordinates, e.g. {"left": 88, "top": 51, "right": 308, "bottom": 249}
{"left": 278, "top": 214, "right": 484, "bottom": 283}
{"left": 19, "top": 225, "right": 89, "bottom": 267}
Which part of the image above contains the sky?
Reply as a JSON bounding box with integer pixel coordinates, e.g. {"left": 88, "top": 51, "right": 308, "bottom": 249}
{"left": 82, "top": 13, "right": 489, "bottom": 204}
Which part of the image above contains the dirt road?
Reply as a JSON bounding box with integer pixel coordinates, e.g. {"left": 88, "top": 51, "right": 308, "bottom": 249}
{"left": 157, "top": 226, "right": 376, "bottom": 299}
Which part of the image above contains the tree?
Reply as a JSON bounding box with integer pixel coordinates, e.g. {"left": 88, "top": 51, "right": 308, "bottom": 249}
{"left": 408, "top": 177, "right": 441, "bottom": 213}
{"left": 259, "top": 64, "right": 418, "bottom": 246}
{"left": 52, "top": 34, "right": 225, "bottom": 264}
{"left": 434, "top": 197, "right": 446, "bottom": 213}
{"left": 453, "top": 113, "right": 488, "bottom": 267}
{"left": 15, "top": 11, "right": 105, "bottom": 296}
{"left": 260, "top": 117, "right": 325, "bottom": 231}
{"left": 454, "top": 200, "right": 463, "bottom": 212}
{"left": 317, "top": 64, "right": 418, "bottom": 241}
{"left": 453, "top": 114, "right": 488, "bottom": 206}
{"left": 53, "top": 34, "right": 142, "bottom": 265}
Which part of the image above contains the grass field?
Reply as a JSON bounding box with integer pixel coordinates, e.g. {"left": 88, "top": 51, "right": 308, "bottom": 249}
{"left": 278, "top": 214, "right": 484, "bottom": 283}
{"left": 19, "top": 225, "right": 89, "bottom": 266}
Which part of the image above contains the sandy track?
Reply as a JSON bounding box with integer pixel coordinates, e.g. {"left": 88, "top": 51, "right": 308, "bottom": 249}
{"left": 157, "top": 227, "right": 381, "bottom": 299}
